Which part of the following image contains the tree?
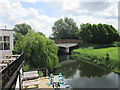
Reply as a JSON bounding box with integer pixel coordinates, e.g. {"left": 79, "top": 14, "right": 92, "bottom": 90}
{"left": 13, "top": 23, "right": 32, "bottom": 40}
{"left": 14, "top": 31, "right": 59, "bottom": 71}
{"left": 37, "top": 32, "right": 45, "bottom": 36}
{"left": 79, "top": 23, "right": 119, "bottom": 44}
{"left": 51, "top": 17, "right": 79, "bottom": 39}
{"left": 104, "top": 24, "right": 119, "bottom": 43}
{"left": 96, "top": 24, "right": 108, "bottom": 43}
{"left": 79, "top": 23, "right": 93, "bottom": 43}
{"left": 90, "top": 24, "right": 100, "bottom": 43}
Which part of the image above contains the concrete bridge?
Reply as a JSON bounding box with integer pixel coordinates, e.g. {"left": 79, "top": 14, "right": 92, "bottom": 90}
{"left": 54, "top": 39, "right": 82, "bottom": 53}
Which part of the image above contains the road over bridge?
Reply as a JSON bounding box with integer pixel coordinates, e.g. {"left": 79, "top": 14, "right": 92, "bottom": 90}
{"left": 53, "top": 39, "right": 82, "bottom": 53}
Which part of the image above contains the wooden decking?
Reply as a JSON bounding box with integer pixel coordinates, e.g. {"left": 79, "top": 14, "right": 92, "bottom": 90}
{"left": 0, "top": 55, "right": 20, "bottom": 70}
{"left": 22, "top": 71, "right": 54, "bottom": 89}
{"left": 21, "top": 71, "right": 39, "bottom": 81}
{"left": 22, "top": 77, "right": 53, "bottom": 89}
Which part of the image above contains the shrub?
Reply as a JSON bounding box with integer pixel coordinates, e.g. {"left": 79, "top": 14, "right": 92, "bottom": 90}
{"left": 38, "top": 71, "right": 44, "bottom": 77}
{"left": 23, "top": 64, "right": 30, "bottom": 71}
{"left": 112, "top": 42, "right": 120, "bottom": 47}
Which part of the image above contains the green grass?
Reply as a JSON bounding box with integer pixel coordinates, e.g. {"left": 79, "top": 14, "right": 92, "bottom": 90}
{"left": 72, "top": 47, "right": 120, "bottom": 73}
{"left": 73, "top": 47, "right": 119, "bottom": 61}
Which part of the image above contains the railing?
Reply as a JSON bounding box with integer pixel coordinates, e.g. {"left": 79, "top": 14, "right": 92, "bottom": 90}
{"left": 0, "top": 53, "right": 24, "bottom": 90}
{"left": 54, "top": 39, "right": 83, "bottom": 44}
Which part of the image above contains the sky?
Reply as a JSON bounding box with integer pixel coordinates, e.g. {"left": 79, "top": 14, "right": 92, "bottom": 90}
{"left": 0, "top": 0, "right": 119, "bottom": 37}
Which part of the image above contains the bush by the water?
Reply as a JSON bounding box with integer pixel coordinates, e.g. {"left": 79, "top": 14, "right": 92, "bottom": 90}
{"left": 38, "top": 71, "right": 44, "bottom": 77}
{"left": 23, "top": 64, "right": 30, "bottom": 72}
{"left": 77, "top": 42, "right": 113, "bottom": 49}
{"left": 112, "top": 42, "right": 120, "bottom": 47}
{"left": 14, "top": 31, "right": 59, "bottom": 71}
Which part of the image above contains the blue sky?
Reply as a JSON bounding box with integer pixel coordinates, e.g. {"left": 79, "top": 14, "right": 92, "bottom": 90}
{"left": 0, "top": 0, "right": 119, "bottom": 37}
{"left": 21, "top": 2, "right": 64, "bottom": 17}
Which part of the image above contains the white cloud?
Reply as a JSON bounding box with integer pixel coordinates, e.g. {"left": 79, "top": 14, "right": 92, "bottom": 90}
{"left": 0, "top": 0, "right": 58, "bottom": 37}
{"left": 56, "top": 2, "right": 118, "bottom": 18}
{"left": 49, "top": 1, "right": 118, "bottom": 29}
{"left": 0, "top": 0, "right": 118, "bottom": 37}
{"left": 0, "top": 21, "right": 13, "bottom": 29}
{"left": 93, "top": 2, "right": 118, "bottom": 18}
{"left": 14, "top": 0, "right": 119, "bottom": 3}
{"left": 18, "top": 15, "right": 57, "bottom": 37}
{"left": 70, "top": 15, "right": 118, "bottom": 29}
{"left": 0, "top": 0, "right": 27, "bottom": 23}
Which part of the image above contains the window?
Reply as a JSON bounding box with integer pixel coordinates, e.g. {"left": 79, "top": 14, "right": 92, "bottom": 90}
{"left": 4, "top": 42, "right": 10, "bottom": 50}
{"left": 0, "top": 36, "right": 10, "bottom": 50}
{"left": 0, "top": 43, "right": 3, "bottom": 50}
{"left": 0, "top": 36, "right": 2, "bottom": 41}
{"left": 0, "top": 36, "right": 3, "bottom": 50}
{"left": 4, "top": 36, "right": 10, "bottom": 41}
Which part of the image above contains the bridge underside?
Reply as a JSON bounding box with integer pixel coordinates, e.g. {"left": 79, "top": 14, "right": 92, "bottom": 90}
{"left": 56, "top": 43, "right": 77, "bottom": 48}
{"left": 56, "top": 43, "right": 78, "bottom": 53}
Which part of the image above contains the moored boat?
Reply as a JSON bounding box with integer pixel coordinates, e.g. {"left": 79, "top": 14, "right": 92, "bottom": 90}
{"left": 50, "top": 73, "right": 72, "bottom": 89}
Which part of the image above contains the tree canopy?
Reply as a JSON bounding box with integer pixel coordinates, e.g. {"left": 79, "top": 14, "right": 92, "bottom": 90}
{"left": 14, "top": 31, "right": 59, "bottom": 71}
{"left": 13, "top": 23, "right": 32, "bottom": 40}
{"left": 51, "top": 17, "right": 79, "bottom": 39}
{"left": 79, "top": 23, "right": 119, "bottom": 44}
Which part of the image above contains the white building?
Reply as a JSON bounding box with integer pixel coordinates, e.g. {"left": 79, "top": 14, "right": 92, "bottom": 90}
{"left": 0, "top": 29, "right": 13, "bottom": 59}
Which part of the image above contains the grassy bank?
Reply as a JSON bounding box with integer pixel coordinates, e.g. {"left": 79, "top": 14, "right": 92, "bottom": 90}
{"left": 72, "top": 47, "right": 120, "bottom": 73}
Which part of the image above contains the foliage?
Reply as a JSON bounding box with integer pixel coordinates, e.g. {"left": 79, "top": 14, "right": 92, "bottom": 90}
{"left": 77, "top": 42, "right": 113, "bottom": 49}
{"left": 37, "top": 32, "right": 45, "bottom": 36}
{"left": 72, "top": 47, "right": 119, "bottom": 71}
{"left": 51, "top": 17, "right": 79, "bottom": 39}
{"left": 112, "top": 42, "right": 120, "bottom": 47}
{"left": 14, "top": 31, "right": 59, "bottom": 71}
{"left": 23, "top": 64, "right": 30, "bottom": 72}
{"left": 13, "top": 34, "right": 25, "bottom": 54}
{"left": 79, "top": 23, "right": 119, "bottom": 44}
{"left": 79, "top": 23, "right": 93, "bottom": 43}
{"left": 38, "top": 71, "right": 44, "bottom": 77}
{"left": 13, "top": 23, "right": 32, "bottom": 40}
{"left": 105, "top": 53, "right": 110, "bottom": 65}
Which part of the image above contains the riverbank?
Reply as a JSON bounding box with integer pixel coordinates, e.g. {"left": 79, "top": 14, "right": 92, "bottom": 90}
{"left": 72, "top": 47, "right": 120, "bottom": 74}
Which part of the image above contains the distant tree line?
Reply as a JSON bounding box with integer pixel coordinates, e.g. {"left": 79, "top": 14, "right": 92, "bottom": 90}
{"left": 79, "top": 23, "right": 119, "bottom": 44}
{"left": 51, "top": 17, "right": 119, "bottom": 44}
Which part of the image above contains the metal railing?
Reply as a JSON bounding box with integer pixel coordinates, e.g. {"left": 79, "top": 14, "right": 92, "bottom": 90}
{"left": 0, "top": 53, "right": 24, "bottom": 90}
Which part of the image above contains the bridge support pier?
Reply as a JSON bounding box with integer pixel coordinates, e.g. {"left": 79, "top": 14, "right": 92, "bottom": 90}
{"left": 65, "top": 47, "right": 69, "bottom": 53}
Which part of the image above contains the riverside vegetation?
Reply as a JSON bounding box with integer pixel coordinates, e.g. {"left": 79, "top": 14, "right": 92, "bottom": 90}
{"left": 72, "top": 44, "right": 120, "bottom": 73}
{"left": 70, "top": 23, "right": 120, "bottom": 74}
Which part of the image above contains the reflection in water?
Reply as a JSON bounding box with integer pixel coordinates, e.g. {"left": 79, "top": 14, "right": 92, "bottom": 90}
{"left": 53, "top": 55, "right": 118, "bottom": 88}
{"left": 78, "top": 61, "right": 111, "bottom": 78}
{"left": 54, "top": 60, "right": 111, "bottom": 78}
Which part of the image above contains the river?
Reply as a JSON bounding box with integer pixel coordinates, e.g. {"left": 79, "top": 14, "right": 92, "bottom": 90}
{"left": 53, "top": 55, "right": 119, "bottom": 88}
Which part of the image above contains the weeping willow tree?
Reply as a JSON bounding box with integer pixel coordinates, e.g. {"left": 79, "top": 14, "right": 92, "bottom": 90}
{"left": 14, "top": 31, "right": 59, "bottom": 71}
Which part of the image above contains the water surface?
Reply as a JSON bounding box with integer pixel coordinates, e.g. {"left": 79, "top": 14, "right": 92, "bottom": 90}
{"left": 54, "top": 55, "right": 118, "bottom": 88}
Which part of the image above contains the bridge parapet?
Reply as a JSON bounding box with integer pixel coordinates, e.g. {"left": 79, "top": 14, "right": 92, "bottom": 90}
{"left": 54, "top": 39, "right": 82, "bottom": 44}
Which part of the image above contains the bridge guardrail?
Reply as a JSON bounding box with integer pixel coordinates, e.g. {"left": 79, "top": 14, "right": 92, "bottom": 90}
{"left": 53, "top": 39, "right": 82, "bottom": 44}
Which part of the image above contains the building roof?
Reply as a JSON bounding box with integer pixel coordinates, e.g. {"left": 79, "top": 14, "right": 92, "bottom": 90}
{"left": 0, "top": 29, "right": 13, "bottom": 31}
